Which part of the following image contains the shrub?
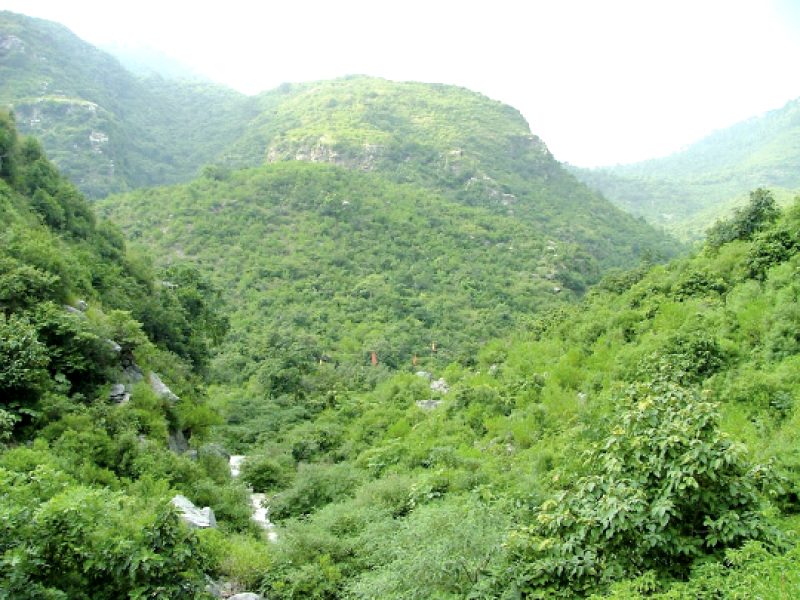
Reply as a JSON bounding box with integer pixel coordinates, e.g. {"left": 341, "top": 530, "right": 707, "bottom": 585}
{"left": 241, "top": 454, "right": 293, "bottom": 493}
{"left": 491, "top": 382, "right": 779, "bottom": 597}
{"left": 269, "top": 462, "right": 365, "bottom": 520}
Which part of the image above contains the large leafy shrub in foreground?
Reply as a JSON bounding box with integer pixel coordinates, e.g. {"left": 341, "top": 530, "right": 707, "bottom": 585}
{"left": 0, "top": 464, "right": 212, "bottom": 599}
{"left": 493, "top": 382, "right": 778, "bottom": 597}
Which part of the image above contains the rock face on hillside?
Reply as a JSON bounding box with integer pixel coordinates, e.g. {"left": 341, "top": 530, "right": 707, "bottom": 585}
{"left": 149, "top": 372, "right": 178, "bottom": 402}
{"left": 267, "top": 137, "right": 387, "bottom": 172}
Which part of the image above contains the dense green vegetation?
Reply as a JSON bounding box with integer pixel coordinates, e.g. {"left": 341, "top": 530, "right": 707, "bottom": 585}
{"left": 0, "top": 11, "right": 257, "bottom": 198}
{"left": 4, "top": 9, "right": 800, "bottom": 597}
{"left": 186, "top": 188, "right": 800, "bottom": 598}
{"left": 99, "top": 158, "right": 676, "bottom": 381}
{"left": 570, "top": 97, "right": 800, "bottom": 238}
{"left": 0, "top": 111, "right": 251, "bottom": 597}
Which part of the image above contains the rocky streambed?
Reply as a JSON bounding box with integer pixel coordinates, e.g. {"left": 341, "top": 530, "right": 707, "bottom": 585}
{"left": 229, "top": 456, "right": 278, "bottom": 541}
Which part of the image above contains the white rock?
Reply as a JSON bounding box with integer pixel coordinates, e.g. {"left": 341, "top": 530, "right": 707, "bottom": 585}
{"left": 416, "top": 399, "right": 442, "bottom": 410}
{"left": 170, "top": 495, "right": 216, "bottom": 528}
{"left": 149, "top": 372, "right": 178, "bottom": 402}
{"left": 430, "top": 377, "right": 450, "bottom": 394}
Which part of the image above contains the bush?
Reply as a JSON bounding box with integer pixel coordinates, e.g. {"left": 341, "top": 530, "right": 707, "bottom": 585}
{"left": 0, "top": 465, "right": 211, "bottom": 599}
{"left": 269, "top": 462, "right": 365, "bottom": 520}
{"left": 491, "top": 382, "right": 779, "bottom": 597}
{"left": 241, "top": 454, "right": 293, "bottom": 493}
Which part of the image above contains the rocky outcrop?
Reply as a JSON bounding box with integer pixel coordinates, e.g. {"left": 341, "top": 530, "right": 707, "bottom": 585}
{"left": 170, "top": 495, "right": 216, "bottom": 528}
{"left": 267, "top": 137, "right": 386, "bottom": 172}
{"left": 109, "top": 383, "right": 129, "bottom": 405}
{"left": 149, "top": 372, "right": 179, "bottom": 402}
{"left": 205, "top": 579, "right": 264, "bottom": 599}
{"left": 168, "top": 429, "right": 191, "bottom": 455}
{"left": 63, "top": 305, "right": 87, "bottom": 318}
{"left": 416, "top": 399, "right": 442, "bottom": 410}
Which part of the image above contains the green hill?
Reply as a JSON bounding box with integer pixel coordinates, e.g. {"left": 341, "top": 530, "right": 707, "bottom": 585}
{"left": 570, "top": 97, "right": 800, "bottom": 238}
{"left": 0, "top": 10, "right": 255, "bottom": 198}
{"left": 98, "top": 76, "right": 680, "bottom": 401}
{"left": 195, "top": 188, "right": 800, "bottom": 599}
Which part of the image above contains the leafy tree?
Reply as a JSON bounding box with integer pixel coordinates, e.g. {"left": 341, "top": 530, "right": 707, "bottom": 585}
{"left": 0, "top": 110, "right": 19, "bottom": 186}
{"left": 493, "top": 382, "right": 778, "bottom": 597}
{"left": 706, "top": 188, "right": 780, "bottom": 249}
{"left": 0, "top": 313, "right": 50, "bottom": 404}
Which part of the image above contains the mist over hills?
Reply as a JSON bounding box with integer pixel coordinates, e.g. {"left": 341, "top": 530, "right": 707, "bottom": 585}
{"left": 570, "top": 97, "right": 800, "bottom": 238}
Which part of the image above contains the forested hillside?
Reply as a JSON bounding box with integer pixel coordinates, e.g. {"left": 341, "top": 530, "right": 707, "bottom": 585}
{"left": 215, "top": 76, "right": 673, "bottom": 264}
{"left": 3, "top": 8, "right": 800, "bottom": 599}
{"left": 570, "top": 97, "right": 800, "bottom": 238}
{"left": 0, "top": 111, "right": 253, "bottom": 597}
{"left": 192, "top": 188, "right": 800, "bottom": 598}
{"left": 5, "top": 108, "right": 800, "bottom": 594}
{"left": 0, "top": 11, "right": 256, "bottom": 198}
{"left": 97, "top": 74, "right": 681, "bottom": 460}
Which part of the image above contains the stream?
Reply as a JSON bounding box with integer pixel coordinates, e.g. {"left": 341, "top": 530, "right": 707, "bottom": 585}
{"left": 229, "top": 455, "right": 278, "bottom": 541}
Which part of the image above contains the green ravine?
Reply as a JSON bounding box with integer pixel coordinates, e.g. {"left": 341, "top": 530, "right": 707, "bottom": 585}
{"left": 3, "top": 9, "right": 800, "bottom": 600}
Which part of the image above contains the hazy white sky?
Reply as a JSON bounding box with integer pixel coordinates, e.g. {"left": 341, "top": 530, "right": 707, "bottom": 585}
{"left": 4, "top": 0, "right": 800, "bottom": 166}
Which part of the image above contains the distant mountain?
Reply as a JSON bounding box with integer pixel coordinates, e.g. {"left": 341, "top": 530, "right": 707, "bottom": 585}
{"left": 0, "top": 11, "right": 256, "bottom": 197}
{"left": 98, "top": 42, "right": 206, "bottom": 79}
{"left": 569, "top": 98, "right": 800, "bottom": 238}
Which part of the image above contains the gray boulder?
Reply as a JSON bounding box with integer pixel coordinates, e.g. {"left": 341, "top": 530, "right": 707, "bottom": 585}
{"left": 105, "top": 339, "right": 122, "bottom": 353}
{"left": 430, "top": 377, "right": 450, "bottom": 394}
{"left": 121, "top": 363, "right": 144, "bottom": 385}
{"left": 64, "top": 305, "right": 87, "bottom": 318}
{"left": 109, "top": 383, "right": 130, "bottom": 404}
{"left": 416, "top": 399, "right": 442, "bottom": 410}
{"left": 149, "top": 372, "right": 178, "bottom": 402}
{"left": 229, "top": 594, "right": 264, "bottom": 600}
{"left": 168, "top": 429, "right": 191, "bottom": 454}
{"left": 170, "top": 495, "right": 216, "bottom": 528}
